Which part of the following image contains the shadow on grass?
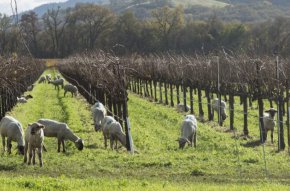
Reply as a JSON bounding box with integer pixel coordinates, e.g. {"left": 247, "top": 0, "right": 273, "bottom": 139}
{"left": 241, "top": 140, "right": 261, "bottom": 147}
{"left": 0, "top": 164, "right": 16, "bottom": 171}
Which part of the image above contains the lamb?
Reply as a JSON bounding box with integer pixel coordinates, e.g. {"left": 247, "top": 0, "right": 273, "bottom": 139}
{"left": 24, "top": 122, "right": 45, "bottom": 167}
{"left": 64, "top": 83, "right": 78, "bottom": 97}
{"left": 91, "top": 101, "right": 107, "bottom": 132}
{"left": 212, "top": 98, "right": 227, "bottom": 123}
{"left": 17, "top": 95, "right": 33, "bottom": 103}
{"left": 102, "top": 116, "right": 127, "bottom": 150}
{"left": 37, "top": 119, "right": 84, "bottom": 152}
{"left": 0, "top": 116, "right": 25, "bottom": 155}
{"left": 38, "top": 76, "right": 46, "bottom": 84}
{"left": 263, "top": 108, "right": 277, "bottom": 143}
{"left": 177, "top": 114, "right": 197, "bottom": 149}
{"left": 48, "top": 78, "right": 64, "bottom": 90}
{"left": 46, "top": 74, "right": 51, "bottom": 81}
{"left": 176, "top": 103, "right": 190, "bottom": 112}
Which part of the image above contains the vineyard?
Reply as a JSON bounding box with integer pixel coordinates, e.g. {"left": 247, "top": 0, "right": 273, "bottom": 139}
{"left": 0, "top": 53, "right": 290, "bottom": 190}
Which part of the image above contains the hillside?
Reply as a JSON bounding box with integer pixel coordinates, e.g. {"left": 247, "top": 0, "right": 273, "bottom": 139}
{"left": 17, "top": 0, "right": 290, "bottom": 22}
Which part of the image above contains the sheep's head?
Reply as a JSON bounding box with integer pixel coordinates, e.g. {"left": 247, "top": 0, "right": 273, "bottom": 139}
{"left": 265, "top": 108, "right": 277, "bottom": 118}
{"left": 75, "top": 139, "right": 84, "bottom": 151}
{"left": 177, "top": 138, "right": 190, "bottom": 149}
{"left": 17, "top": 145, "right": 24, "bottom": 155}
{"left": 29, "top": 122, "right": 45, "bottom": 135}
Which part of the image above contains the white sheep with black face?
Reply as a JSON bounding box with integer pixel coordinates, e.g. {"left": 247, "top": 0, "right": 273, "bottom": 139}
{"left": 0, "top": 116, "right": 25, "bottom": 155}
{"left": 212, "top": 98, "right": 227, "bottom": 123}
{"left": 91, "top": 101, "right": 107, "bottom": 132}
{"left": 263, "top": 108, "right": 277, "bottom": 143}
{"left": 37, "top": 119, "right": 84, "bottom": 152}
{"left": 24, "top": 122, "right": 45, "bottom": 167}
{"left": 177, "top": 115, "right": 197, "bottom": 149}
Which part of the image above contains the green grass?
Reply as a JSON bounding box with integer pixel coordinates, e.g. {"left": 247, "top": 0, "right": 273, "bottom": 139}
{"left": 0, "top": 69, "right": 289, "bottom": 190}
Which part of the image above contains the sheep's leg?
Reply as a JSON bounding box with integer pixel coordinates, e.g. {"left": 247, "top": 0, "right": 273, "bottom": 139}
{"left": 24, "top": 141, "right": 28, "bottom": 163}
{"left": 28, "top": 147, "right": 32, "bottom": 165}
{"left": 110, "top": 135, "right": 114, "bottom": 150}
{"left": 38, "top": 147, "right": 43, "bottom": 167}
{"left": 212, "top": 109, "right": 215, "bottom": 121}
{"left": 61, "top": 140, "right": 66, "bottom": 153}
{"left": 189, "top": 134, "right": 193, "bottom": 147}
{"left": 271, "top": 130, "right": 274, "bottom": 144}
{"left": 32, "top": 148, "right": 36, "bottom": 165}
{"left": 7, "top": 137, "right": 12, "bottom": 154}
{"left": 264, "top": 130, "right": 268, "bottom": 142}
{"left": 193, "top": 132, "right": 197, "bottom": 148}
{"left": 103, "top": 132, "right": 107, "bottom": 148}
{"left": 2, "top": 136, "right": 5, "bottom": 152}
{"left": 71, "top": 92, "right": 73, "bottom": 97}
{"left": 57, "top": 139, "right": 61, "bottom": 152}
{"left": 64, "top": 91, "right": 66, "bottom": 97}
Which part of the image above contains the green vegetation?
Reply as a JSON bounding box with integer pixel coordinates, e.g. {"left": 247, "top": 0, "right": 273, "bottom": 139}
{"left": 0, "top": 69, "right": 289, "bottom": 190}
{"left": 171, "top": 0, "right": 228, "bottom": 8}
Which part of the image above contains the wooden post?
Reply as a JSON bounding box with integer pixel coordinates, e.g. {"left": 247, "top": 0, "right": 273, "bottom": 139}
{"left": 189, "top": 86, "right": 194, "bottom": 114}
{"left": 198, "top": 87, "right": 204, "bottom": 121}
{"left": 243, "top": 95, "right": 249, "bottom": 136}
{"left": 176, "top": 85, "right": 180, "bottom": 104}
{"left": 164, "top": 82, "right": 168, "bottom": 105}
{"left": 183, "top": 84, "right": 187, "bottom": 111}
{"left": 206, "top": 88, "right": 212, "bottom": 121}
{"left": 229, "top": 94, "right": 234, "bottom": 131}
{"left": 154, "top": 81, "right": 157, "bottom": 102}
{"left": 170, "top": 83, "right": 174, "bottom": 107}
{"left": 159, "top": 81, "right": 163, "bottom": 103}
{"left": 256, "top": 62, "right": 265, "bottom": 143}
{"left": 149, "top": 80, "right": 153, "bottom": 98}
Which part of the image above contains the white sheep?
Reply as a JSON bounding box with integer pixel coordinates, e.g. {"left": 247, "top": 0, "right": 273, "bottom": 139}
{"left": 0, "top": 116, "right": 25, "bottom": 155}
{"left": 176, "top": 103, "right": 190, "bottom": 112}
{"left": 24, "top": 122, "right": 45, "bottom": 167}
{"left": 48, "top": 78, "right": 64, "bottom": 90}
{"left": 263, "top": 108, "right": 277, "bottom": 143}
{"left": 17, "top": 95, "right": 33, "bottom": 103}
{"left": 102, "top": 116, "right": 126, "bottom": 150}
{"left": 37, "top": 119, "right": 84, "bottom": 152}
{"left": 177, "top": 114, "right": 197, "bottom": 149}
{"left": 212, "top": 98, "right": 227, "bottom": 123}
{"left": 38, "top": 76, "right": 46, "bottom": 84}
{"left": 64, "top": 83, "right": 78, "bottom": 97}
{"left": 91, "top": 101, "right": 107, "bottom": 132}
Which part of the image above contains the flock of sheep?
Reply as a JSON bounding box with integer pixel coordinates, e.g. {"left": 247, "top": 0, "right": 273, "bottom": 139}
{"left": 0, "top": 73, "right": 278, "bottom": 167}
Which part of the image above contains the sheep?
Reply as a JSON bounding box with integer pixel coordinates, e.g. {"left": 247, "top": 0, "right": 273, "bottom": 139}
{"left": 27, "top": 84, "right": 34, "bottom": 91}
{"left": 38, "top": 76, "right": 46, "bottom": 84}
{"left": 48, "top": 78, "right": 64, "bottom": 90}
{"left": 91, "top": 101, "right": 107, "bottom": 132}
{"left": 37, "top": 119, "right": 84, "bottom": 152}
{"left": 102, "top": 116, "right": 126, "bottom": 150}
{"left": 177, "top": 114, "right": 197, "bottom": 149}
{"left": 176, "top": 103, "right": 190, "bottom": 112}
{"left": 0, "top": 116, "right": 25, "bottom": 155}
{"left": 46, "top": 74, "right": 51, "bottom": 81}
{"left": 212, "top": 98, "right": 227, "bottom": 123}
{"left": 24, "top": 122, "right": 45, "bottom": 167}
{"left": 263, "top": 108, "right": 277, "bottom": 143}
{"left": 64, "top": 83, "right": 78, "bottom": 97}
{"left": 17, "top": 95, "right": 33, "bottom": 103}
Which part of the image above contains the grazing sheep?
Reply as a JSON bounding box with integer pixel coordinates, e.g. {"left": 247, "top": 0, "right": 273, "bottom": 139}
{"left": 48, "top": 78, "right": 64, "bottom": 90}
{"left": 37, "top": 119, "right": 84, "bottom": 152}
{"left": 38, "top": 76, "right": 46, "bottom": 84}
{"left": 46, "top": 74, "right": 51, "bottom": 81}
{"left": 64, "top": 84, "right": 78, "bottom": 97}
{"left": 17, "top": 95, "right": 33, "bottom": 103}
{"left": 24, "top": 122, "right": 45, "bottom": 167}
{"left": 102, "top": 116, "right": 126, "bottom": 150}
{"left": 263, "top": 108, "right": 277, "bottom": 143}
{"left": 27, "top": 84, "right": 34, "bottom": 91}
{"left": 212, "top": 98, "right": 227, "bottom": 123}
{"left": 91, "top": 101, "right": 107, "bottom": 132}
{"left": 176, "top": 103, "right": 190, "bottom": 112}
{"left": 0, "top": 116, "right": 25, "bottom": 155}
{"left": 177, "top": 115, "right": 197, "bottom": 149}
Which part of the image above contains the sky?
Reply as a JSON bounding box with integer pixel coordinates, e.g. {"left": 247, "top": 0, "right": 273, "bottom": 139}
{"left": 0, "top": 0, "right": 67, "bottom": 15}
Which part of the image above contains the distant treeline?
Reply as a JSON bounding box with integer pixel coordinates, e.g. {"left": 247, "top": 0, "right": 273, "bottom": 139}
{"left": 0, "top": 4, "right": 290, "bottom": 57}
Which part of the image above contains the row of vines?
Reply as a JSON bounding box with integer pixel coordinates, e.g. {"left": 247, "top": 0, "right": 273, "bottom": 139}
{"left": 57, "top": 52, "right": 133, "bottom": 151}
{"left": 0, "top": 56, "right": 45, "bottom": 119}
{"left": 124, "top": 53, "right": 290, "bottom": 152}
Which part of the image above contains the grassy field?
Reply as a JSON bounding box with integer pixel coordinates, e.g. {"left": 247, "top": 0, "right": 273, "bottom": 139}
{"left": 0, "top": 69, "right": 289, "bottom": 190}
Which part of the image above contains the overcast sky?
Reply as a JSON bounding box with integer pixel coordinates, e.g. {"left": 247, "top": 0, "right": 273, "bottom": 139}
{"left": 0, "top": 0, "right": 67, "bottom": 15}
